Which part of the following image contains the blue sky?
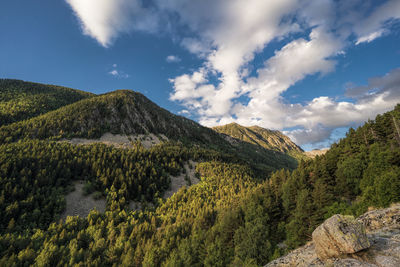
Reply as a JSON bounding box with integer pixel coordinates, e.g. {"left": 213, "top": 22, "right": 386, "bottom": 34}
{"left": 1, "top": 0, "right": 400, "bottom": 150}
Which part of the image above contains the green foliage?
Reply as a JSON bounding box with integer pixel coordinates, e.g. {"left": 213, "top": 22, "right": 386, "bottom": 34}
{"left": 0, "top": 80, "right": 399, "bottom": 266}
{"left": 0, "top": 79, "right": 93, "bottom": 126}
{"left": 276, "top": 104, "right": 400, "bottom": 248}
{"left": 213, "top": 122, "right": 307, "bottom": 162}
{"left": 0, "top": 140, "right": 220, "bottom": 234}
{"left": 0, "top": 89, "right": 297, "bottom": 175}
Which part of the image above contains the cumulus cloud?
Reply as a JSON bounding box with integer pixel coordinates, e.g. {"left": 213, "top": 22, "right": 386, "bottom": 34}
{"left": 66, "top": 0, "right": 400, "bottom": 148}
{"left": 165, "top": 0, "right": 400, "bottom": 148}
{"left": 287, "top": 92, "right": 399, "bottom": 145}
{"left": 166, "top": 55, "right": 181, "bottom": 63}
{"left": 168, "top": 0, "right": 300, "bottom": 117}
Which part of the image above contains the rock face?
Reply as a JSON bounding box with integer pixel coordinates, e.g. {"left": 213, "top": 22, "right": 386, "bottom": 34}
{"left": 266, "top": 204, "right": 400, "bottom": 267}
{"left": 312, "top": 214, "right": 370, "bottom": 259}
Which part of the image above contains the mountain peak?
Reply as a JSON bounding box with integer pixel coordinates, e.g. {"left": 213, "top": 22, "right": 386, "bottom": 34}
{"left": 213, "top": 123, "right": 303, "bottom": 154}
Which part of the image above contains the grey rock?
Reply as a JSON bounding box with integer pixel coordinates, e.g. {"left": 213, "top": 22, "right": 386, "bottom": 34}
{"left": 265, "top": 204, "right": 400, "bottom": 267}
{"left": 312, "top": 214, "right": 370, "bottom": 259}
{"left": 357, "top": 204, "right": 400, "bottom": 232}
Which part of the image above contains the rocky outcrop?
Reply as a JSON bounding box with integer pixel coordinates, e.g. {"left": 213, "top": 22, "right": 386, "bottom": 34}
{"left": 357, "top": 204, "right": 400, "bottom": 232}
{"left": 312, "top": 215, "right": 370, "bottom": 259}
{"left": 266, "top": 204, "right": 400, "bottom": 267}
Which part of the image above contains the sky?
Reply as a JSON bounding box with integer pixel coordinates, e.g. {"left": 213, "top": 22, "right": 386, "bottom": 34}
{"left": 1, "top": 0, "right": 400, "bottom": 151}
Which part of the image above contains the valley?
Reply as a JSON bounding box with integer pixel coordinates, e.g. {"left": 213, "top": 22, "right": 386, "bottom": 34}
{"left": 0, "top": 79, "right": 399, "bottom": 266}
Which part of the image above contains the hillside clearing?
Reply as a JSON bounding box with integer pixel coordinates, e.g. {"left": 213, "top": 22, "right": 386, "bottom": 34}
{"left": 163, "top": 160, "right": 200, "bottom": 198}
{"left": 61, "top": 132, "right": 169, "bottom": 149}
{"left": 61, "top": 181, "right": 106, "bottom": 220}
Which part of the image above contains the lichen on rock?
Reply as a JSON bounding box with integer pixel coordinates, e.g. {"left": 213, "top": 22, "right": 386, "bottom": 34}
{"left": 312, "top": 214, "right": 370, "bottom": 259}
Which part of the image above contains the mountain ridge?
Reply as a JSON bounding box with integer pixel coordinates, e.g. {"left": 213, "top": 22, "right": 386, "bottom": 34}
{"left": 0, "top": 79, "right": 93, "bottom": 126}
{"left": 0, "top": 79, "right": 399, "bottom": 266}
{"left": 213, "top": 122, "right": 306, "bottom": 160}
{"left": 0, "top": 83, "right": 298, "bottom": 174}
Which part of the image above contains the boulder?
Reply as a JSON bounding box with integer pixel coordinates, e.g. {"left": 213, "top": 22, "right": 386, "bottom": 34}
{"left": 265, "top": 205, "right": 400, "bottom": 267}
{"left": 312, "top": 214, "right": 370, "bottom": 259}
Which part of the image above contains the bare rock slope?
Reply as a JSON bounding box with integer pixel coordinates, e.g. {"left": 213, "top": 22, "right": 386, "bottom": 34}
{"left": 266, "top": 204, "right": 400, "bottom": 267}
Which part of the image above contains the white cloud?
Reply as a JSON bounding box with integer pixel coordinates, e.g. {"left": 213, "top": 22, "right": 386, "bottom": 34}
{"left": 108, "top": 65, "right": 129, "bottom": 79}
{"left": 181, "top": 38, "right": 211, "bottom": 57}
{"left": 284, "top": 92, "right": 399, "bottom": 145}
{"left": 284, "top": 125, "right": 332, "bottom": 147}
{"left": 168, "top": 0, "right": 300, "bottom": 117}
{"left": 109, "top": 70, "right": 119, "bottom": 76}
{"left": 166, "top": 55, "right": 181, "bottom": 63}
{"left": 65, "top": 0, "right": 158, "bottom": 47}
{"left": 166, "top": 1, "right": 400, "bottom": 147}
{"left": 66, "top": 0, "right": 400, "bottom": 148}
{"left": 354, "top": 0, "right": 400, "bottom": 44}
{"left": 355, "top": 30, "right": 386, "bottom": 45}
{"left": 178, "top": 109, "right": 190, "bottom": 115}
{"left": 346, "top": 68, "right": 400, "bottom": 100}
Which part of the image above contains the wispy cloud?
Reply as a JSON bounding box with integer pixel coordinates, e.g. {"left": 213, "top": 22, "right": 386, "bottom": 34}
{"left": 166, "top": 55, "right": 181, "bottom": 63}
{"left": 108, "top": 64, "right": 129, "bottom": 79}
{"left": 65, "top": 0, "right": 158, "bottom": 47}
{"left": 353, "top": 0, "right": 400, "bottom": 45}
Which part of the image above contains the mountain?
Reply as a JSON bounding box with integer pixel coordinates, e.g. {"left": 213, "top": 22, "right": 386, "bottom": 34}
{"left": 305, "top": 148, "right": 329, "bottom": 158}
{"left": 0, "top": 80, "right": 399, "bottom": 266}
{"left": 0, "top": 87, "right": 297, "bottom": 173}
{"left": 0, "top": 89, "right": 216, "bottom": 141}
{"left": 213, "top": 122, "right": 305, "bottom": 159}
{"left": 0, "top": 79, "right": 93, "bottom": 126}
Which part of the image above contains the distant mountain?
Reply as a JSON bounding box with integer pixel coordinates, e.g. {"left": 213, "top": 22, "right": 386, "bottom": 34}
{"left": 213, "top": 122, "right": 305, "bottom": 159}
{"left": 0, "top": 87, "right": 298, "bottom": 173}
{"left": 304, "top": 148, "right": 329, "bottom": 158}
{"left": 0, "top": 79, "right": 93, "bottom": 126}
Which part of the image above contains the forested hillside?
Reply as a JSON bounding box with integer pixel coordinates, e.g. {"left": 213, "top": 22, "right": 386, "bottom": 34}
{"left": 0, "top": 79, "right": 93, "bottom": 126}
{"left": 213, "top": 123, "right": 306, "bottom": 160}
{"left": 0, "top": 88, "right": 297, "bottom": 174}
{"left": 0, "top": 81, "right": 398, "bottom": 266}
{"left": 266, "top": 103, "right": 400, "bottom": 249}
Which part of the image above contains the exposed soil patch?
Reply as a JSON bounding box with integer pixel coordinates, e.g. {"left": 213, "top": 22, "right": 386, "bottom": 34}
{"left": 61, "top": 181, "right": 106, "bottom": 220}
{"left": 61, "top": 132, "right": 169, "bottom": 149}
{"left": 163, "top": 160, "right": 200, "bottom": 198}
